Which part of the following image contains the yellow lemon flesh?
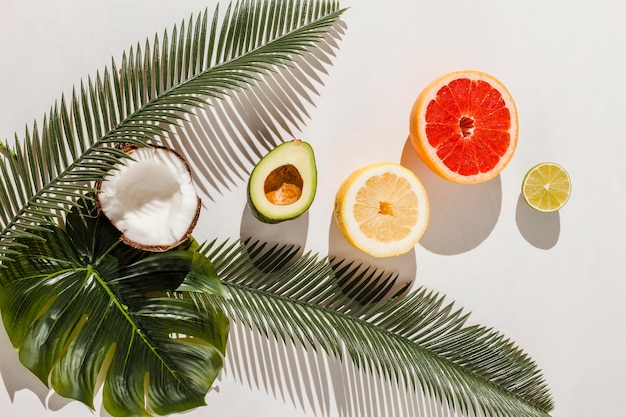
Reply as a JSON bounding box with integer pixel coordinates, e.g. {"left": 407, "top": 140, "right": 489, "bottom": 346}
{"left": 334, "top": 162, "right": 429, "bottom": 258}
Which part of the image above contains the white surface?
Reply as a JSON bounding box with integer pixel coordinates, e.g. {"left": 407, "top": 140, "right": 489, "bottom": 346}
{"left": 1, "top": 1, "right": 625, "bottom": 416}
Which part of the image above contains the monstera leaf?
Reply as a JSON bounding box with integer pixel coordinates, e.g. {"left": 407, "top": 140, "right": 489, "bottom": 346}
{"left": 0, "top": 197, "right": 229, "bottom": 416}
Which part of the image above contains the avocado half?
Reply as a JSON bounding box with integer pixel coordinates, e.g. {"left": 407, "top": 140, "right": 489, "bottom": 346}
{"left": 248, "top": 139, "right": 317, "bottom": 224}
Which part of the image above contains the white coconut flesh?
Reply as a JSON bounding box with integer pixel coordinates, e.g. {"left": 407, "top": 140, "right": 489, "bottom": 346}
{"left": 98, "top": 146, "right": 200, "bottom": 250}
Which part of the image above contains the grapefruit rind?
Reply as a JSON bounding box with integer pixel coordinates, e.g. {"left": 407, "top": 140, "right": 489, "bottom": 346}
{"left": 409, "top": 70, "right": 518, "bottom": 184}
{"left": 522, "top": 162, "right": 571, "bottom": 213}
{"left": 334, "top": 163, "right": 430, "bottom": 258}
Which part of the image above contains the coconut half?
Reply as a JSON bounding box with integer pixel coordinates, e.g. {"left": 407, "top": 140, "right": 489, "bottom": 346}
{"left": 96, "top": 145, "right": 201, "bottom": 252}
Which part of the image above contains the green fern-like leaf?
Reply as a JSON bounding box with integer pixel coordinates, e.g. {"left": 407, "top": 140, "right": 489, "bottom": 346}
{"left": 0, "top": 0, "right": 345, "bottom": 266}
{"left": 199, "top": 240, "right": 554, "bottom": 417}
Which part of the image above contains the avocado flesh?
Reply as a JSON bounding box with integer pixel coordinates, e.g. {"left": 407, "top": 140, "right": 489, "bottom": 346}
{"left": 248, "top": 140, "right": 317, "bottom": 223}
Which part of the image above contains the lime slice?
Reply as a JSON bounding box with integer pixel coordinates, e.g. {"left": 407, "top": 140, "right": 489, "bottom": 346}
{"left": 522, "top": 162, "right": 571, "bottom": 212}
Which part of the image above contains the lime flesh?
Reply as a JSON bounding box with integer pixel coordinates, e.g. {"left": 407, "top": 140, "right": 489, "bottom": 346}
{"left": 522, "top": 162, "right": 571, "bottom": 212}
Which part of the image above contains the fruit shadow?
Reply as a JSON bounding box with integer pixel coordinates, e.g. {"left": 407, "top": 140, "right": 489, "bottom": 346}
{"left": 515, "top": 193, "right": 560, "bottom": 249}
{"left": 239, "top": 202, "right": 309, "bottom": 269}
{"left": 400, "top": 136, "right": 502, "bottom": 255}
{"left": 327, "top": 218, "right": 418, "bottom": 302}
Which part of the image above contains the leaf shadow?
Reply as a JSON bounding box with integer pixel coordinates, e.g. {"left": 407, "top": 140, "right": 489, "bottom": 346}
{"left": 221, "top": 318, "right": 474, "bottom": 417}
{"left": 515, "top": 193, "right": 561, "bottom": 249}
{"left": 0, "top": 319, "right": 75, "bottom": 412}
{"left": 400, "top": 136, "right": 502, "bottom": 255}
{"left": 162, "top": 20, "right": 347, "bottom": 204}
{"left": 328, "top": 352, "right": 465, "bottom": 417}
{"left": 221, "top": 320, "right": 334, "bottom": 417}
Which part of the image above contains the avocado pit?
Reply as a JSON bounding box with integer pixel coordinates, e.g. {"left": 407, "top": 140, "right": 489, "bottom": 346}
{"left": 264, "top": 164, "right": 303, "bottom": 205}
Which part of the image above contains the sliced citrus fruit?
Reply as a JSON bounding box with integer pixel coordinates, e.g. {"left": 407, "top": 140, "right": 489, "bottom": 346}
{"left": 522, "top": 162, "right": 571, "bottom": 212}
{"left": 334, "top": 162, "right": 429, "bottom": 258}
{"left": 409, "top": 70, "right": 518, "bottom": 183}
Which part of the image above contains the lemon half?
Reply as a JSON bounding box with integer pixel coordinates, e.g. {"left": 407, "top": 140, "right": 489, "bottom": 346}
{"left": 334, "top": 162, "right": 430, "bottom": 258}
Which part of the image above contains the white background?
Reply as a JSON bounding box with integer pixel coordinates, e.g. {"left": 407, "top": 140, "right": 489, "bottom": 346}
{"left": 1, "top": 1, "right": 625, "bottom": 416}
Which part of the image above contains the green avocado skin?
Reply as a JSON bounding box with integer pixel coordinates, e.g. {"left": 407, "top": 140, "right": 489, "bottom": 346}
{"left": 247, "top": 140, "right": 317, "bottom": 224}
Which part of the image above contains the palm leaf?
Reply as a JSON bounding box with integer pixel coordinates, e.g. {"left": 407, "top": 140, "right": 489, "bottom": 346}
{"left": 199, "top": 240, "right": 554, "bottom": 417}
{"left": 0, "top": 0, "right": 345, "bottom": 266}
{"left": 0, "top": 197, "right": 229, "bottom": 416}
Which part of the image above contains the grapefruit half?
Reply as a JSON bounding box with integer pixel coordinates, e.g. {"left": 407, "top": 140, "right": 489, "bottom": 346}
{"left": 409, "top": 70, "right": 518, "bottom": 184}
